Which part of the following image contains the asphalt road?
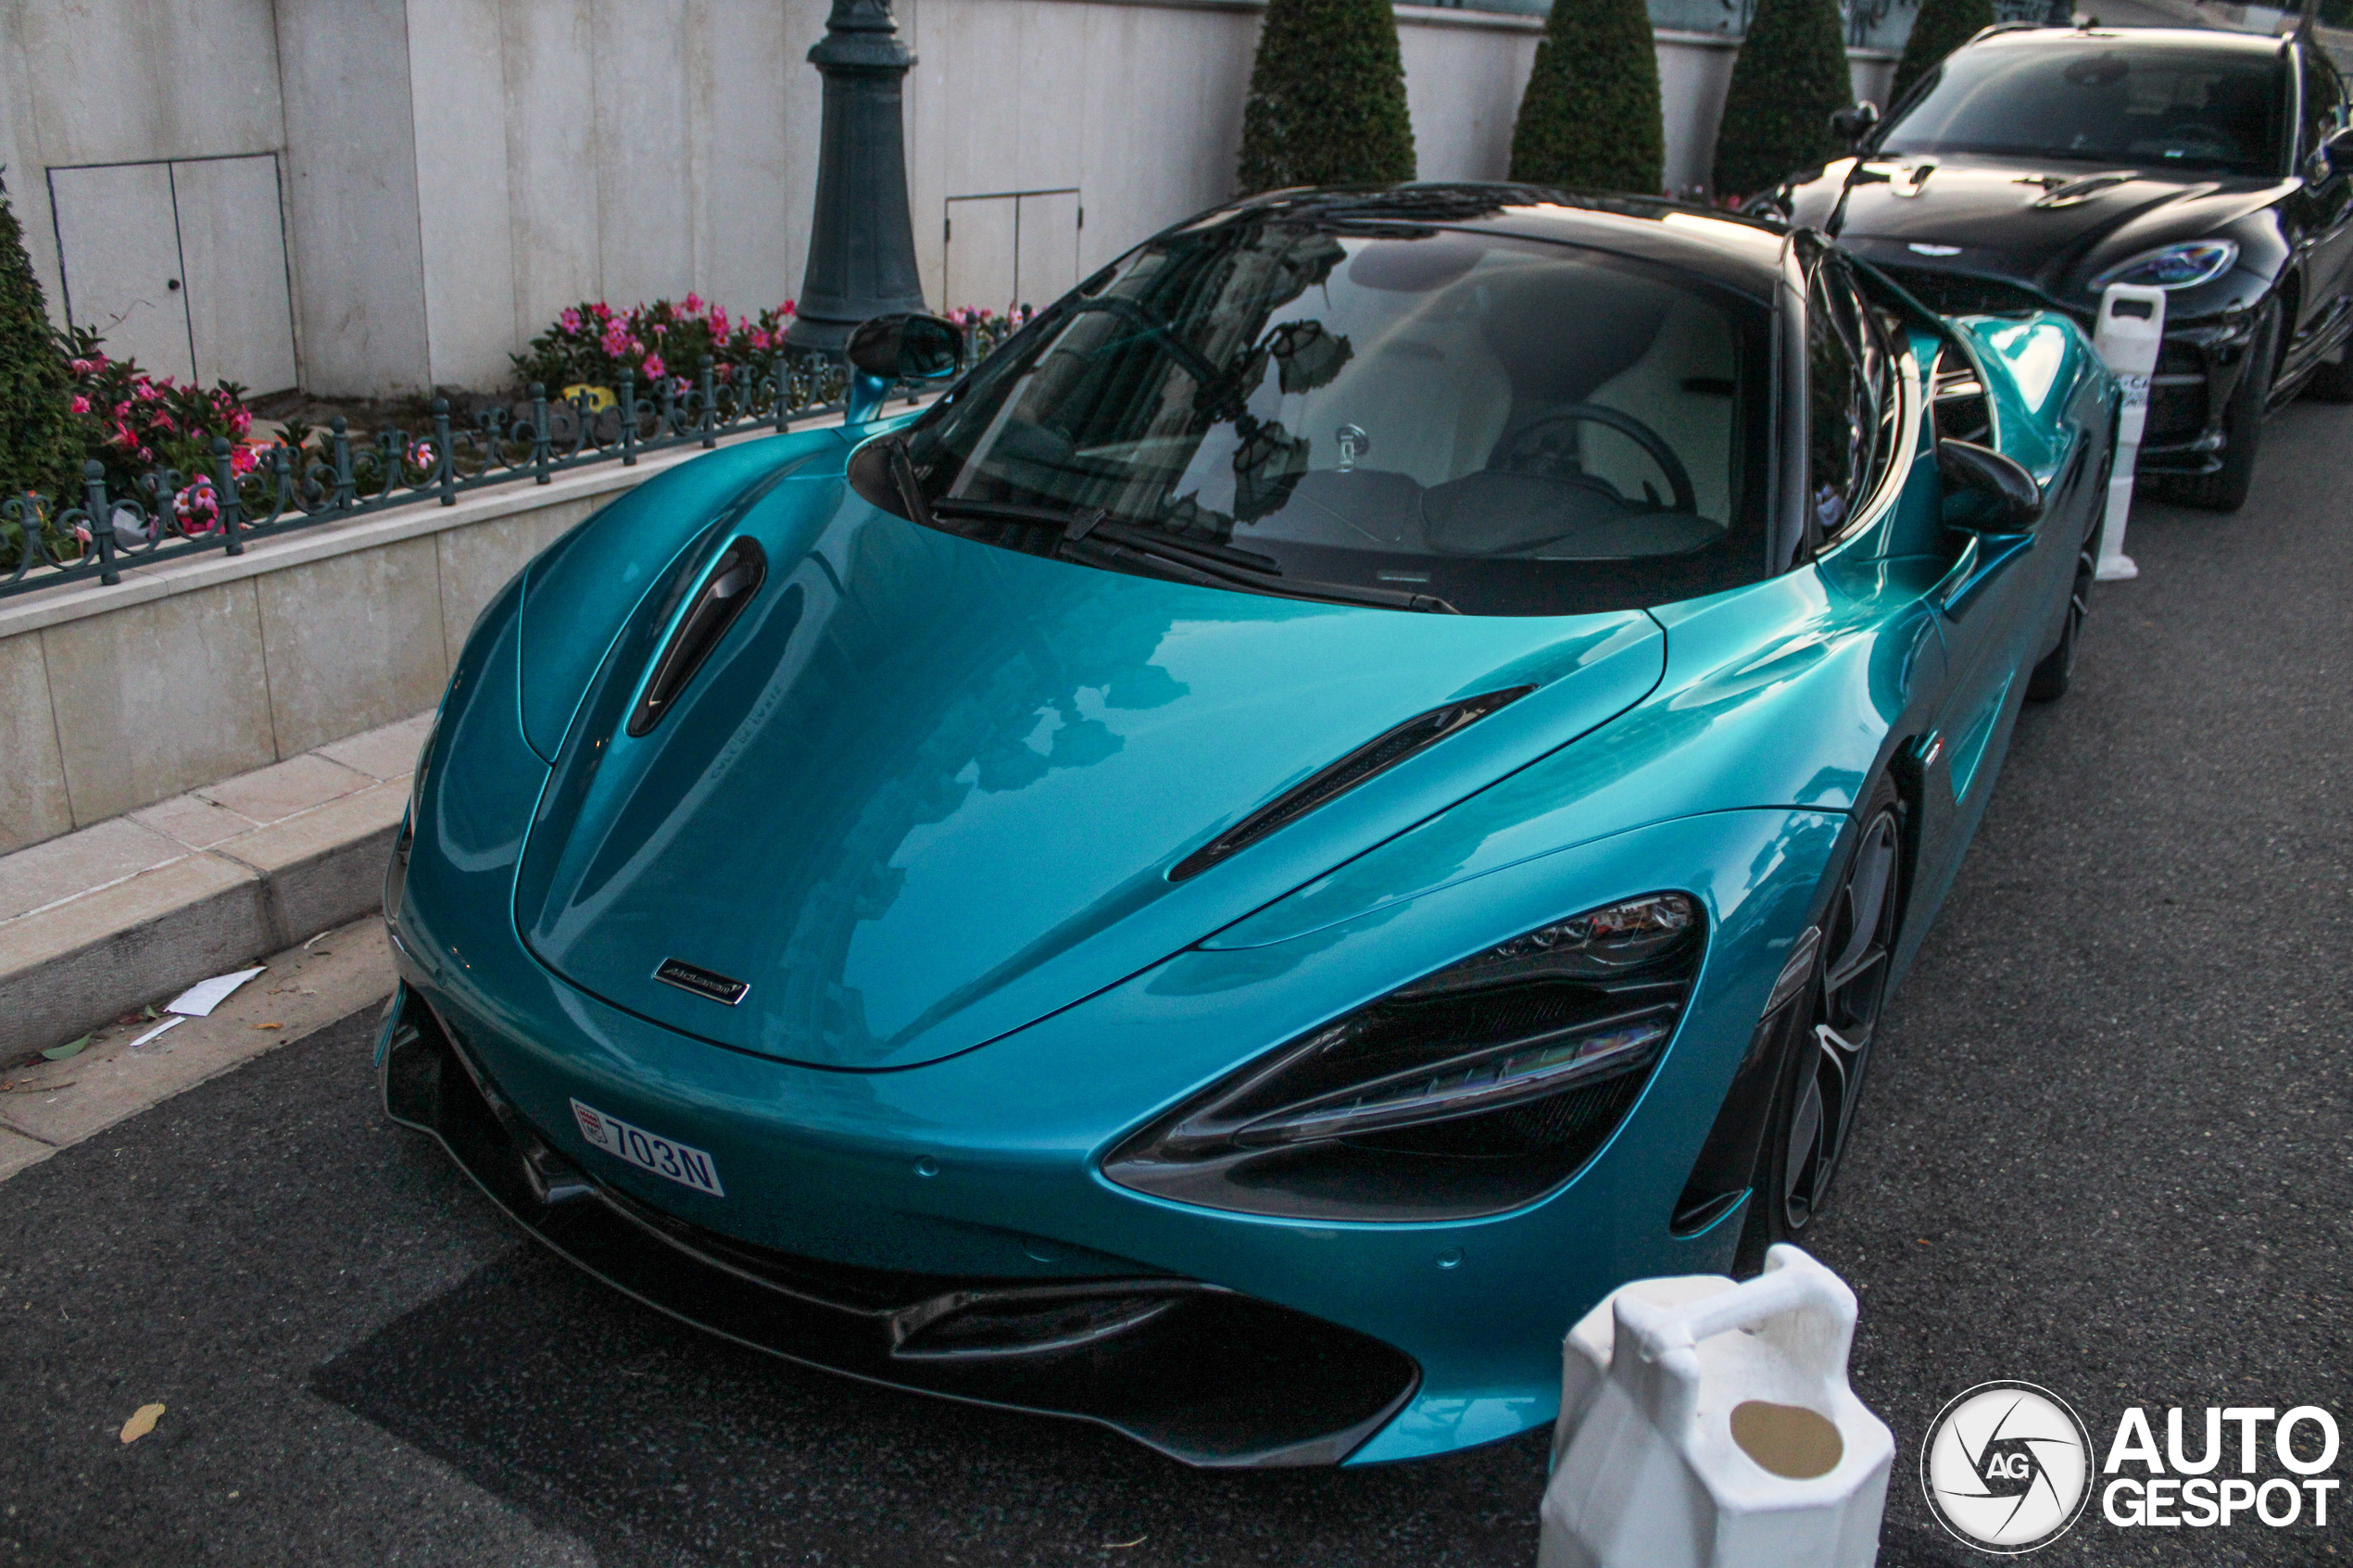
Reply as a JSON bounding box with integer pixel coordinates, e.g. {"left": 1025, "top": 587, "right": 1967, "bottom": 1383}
{"left": 4, "top": 398, "right": 2349, "bottom": 1567}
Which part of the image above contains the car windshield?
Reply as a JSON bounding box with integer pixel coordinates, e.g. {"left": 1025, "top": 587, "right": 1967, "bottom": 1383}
{"left": 1880, "top": 43, "right": 2287, "bottom": 174}
{"left": 882, "top": 220, "right": 1773, "bottom": 617}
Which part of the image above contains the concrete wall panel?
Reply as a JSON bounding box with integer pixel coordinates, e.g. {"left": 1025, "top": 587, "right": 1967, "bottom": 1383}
{"left": 409, "top": 0, "right": 519, "bottom": 391}
{"left": 499, "top": 0, "right": 604, "bottom": 344}
{"left": 43, "top": 582, "right": 277, "bottom": 826}
{"left": 274, "top": 0, "right": 432, "bottom": 395}
{"left": 255, "top": 535, "right": 449, "bottom": 757}
{"left": 0, "top": 631, "right": 70, "bottom": 853}
{"left": 1401, "top": 20, "right": 1541, "bottom": 183}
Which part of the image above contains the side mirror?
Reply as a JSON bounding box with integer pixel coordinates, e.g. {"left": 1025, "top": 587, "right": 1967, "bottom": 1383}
{"left": 1937, "top": 438, "right": 2043, "bottom": 532}
{"left": 1829, "top": 101, "right": 1881, "bottom": 146}
{"left": 844, "top": 312, "right": 965, "bottom": 425}
{"left": 2321, "top": 124, "right": 2353, "bottom": 179}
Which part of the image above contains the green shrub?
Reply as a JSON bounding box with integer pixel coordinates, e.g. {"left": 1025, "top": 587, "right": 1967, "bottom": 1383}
{"left": 1237, "top": 0, "right": 1416, "bottom": 194}
{"left": 1509, "top": 0, "right": 1666, "bottom": 194}
{"left": 1712, "top": 0, "right": 1855, "bottom": 199}
{"left": 0, "top": 170, "right": 76, "bottom": 498}
{"left": 1890, "top": 0, "right": 1994, "bottom": 108}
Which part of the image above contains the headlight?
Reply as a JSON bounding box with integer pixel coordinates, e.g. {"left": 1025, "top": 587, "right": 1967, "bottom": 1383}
{"left": 2091, "top": 239, "right": 2239, "bottom": 292}
{"left": 1103, "top": 894, "right": 1700, "bottom": 1222}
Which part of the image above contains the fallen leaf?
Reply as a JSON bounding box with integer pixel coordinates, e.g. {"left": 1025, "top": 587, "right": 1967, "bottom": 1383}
{"left": 252, "top": 1022, "right": 283, "bottom": 1031}
{"left": 120, "top": 1403, "right": 166, "bottom": 1444}
{"left": 41, "top": 1035, "right": 90, "bottom": 1062}
{"left": 1104, "top": 1538, "right": 1147, "bottom": 1549}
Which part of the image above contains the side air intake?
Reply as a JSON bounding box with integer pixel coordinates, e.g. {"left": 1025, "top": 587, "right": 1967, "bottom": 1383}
{"left": 1168, "top": 685, "right": 1532, "bottom": 881}
{"left": 627, "top": 536, "right": 767, "bottom": 737}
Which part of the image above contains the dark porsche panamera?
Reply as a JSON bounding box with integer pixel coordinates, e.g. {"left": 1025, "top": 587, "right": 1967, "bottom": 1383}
{"left": 1762, "top": 25, "right": 2353, "bottom": 509}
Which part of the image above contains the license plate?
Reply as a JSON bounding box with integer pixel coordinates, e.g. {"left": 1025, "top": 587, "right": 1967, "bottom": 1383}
{"left": 571, "top": 1099, "right": 724, "bottom": 1197}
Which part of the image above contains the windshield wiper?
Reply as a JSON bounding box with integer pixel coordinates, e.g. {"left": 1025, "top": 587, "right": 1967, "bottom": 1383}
{"left": 928, "top": 496, "right": 1455, "bottom": 612}
{"left": 1084, "top": 529, "right": 1455, "bottom": 613}
{"left": 881, "top": 437, "right": 934, "bottom": 530}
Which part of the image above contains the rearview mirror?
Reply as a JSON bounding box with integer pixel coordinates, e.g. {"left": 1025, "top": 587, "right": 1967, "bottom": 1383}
{"left": 2322, "top": 124, "right": 2353, "bottom": 178}
{"left": 844, "top": 312, "right": 965, "bottom": 426}
{"left": 1829, "top": 101, "right": 1881, "bottom": 146}
{"left": 846, "top": 313, "right": 965, "bottom": 382}
{"left": 1937, "top": 438, "right": 2043, "bottom": 532}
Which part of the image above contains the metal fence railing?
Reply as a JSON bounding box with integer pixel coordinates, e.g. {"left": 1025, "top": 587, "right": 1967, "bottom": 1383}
{"left": 0, "top": 353, "right": 889, "bottom": 603}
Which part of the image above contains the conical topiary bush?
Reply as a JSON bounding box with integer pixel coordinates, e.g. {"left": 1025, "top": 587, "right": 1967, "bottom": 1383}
{"left": 1889, "top": 0, "right": 1994, "bottom": 108}
{"left": 0, "top": 170, "right": 75, "bottom": 497}
{"left": 1237, "top": 0, "right": 1416, "bottom": 194}
{"left": 1509, "top": 0, "right": 1666, "bottom": 194}
{"left": 1711, "top": 0, "right": 1855, "bottom": 199}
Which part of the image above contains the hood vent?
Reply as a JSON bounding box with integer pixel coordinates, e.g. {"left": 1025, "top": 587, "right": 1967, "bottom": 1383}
{"left": 1170, "top": 685, "right": 1532, "bottom": 882}
{"left": 627, "top": 536, "right": 767, "bottom": 737}
{"left": 2029, "top": 171, "right": 2135, "bottom": 209}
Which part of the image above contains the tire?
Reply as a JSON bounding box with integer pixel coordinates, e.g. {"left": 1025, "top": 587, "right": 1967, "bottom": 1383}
{"left": 1733, "top": 774, "right": 1906, "bottom": 1275}
{"left": 2025, "top": 534, "right": 2095, "bottom": 702}
{"left": 2170, "top": 305, "right": 2279, "bottom": 512}
{"left": 2302, "top": 342, "right": 2353, "bottom": 404}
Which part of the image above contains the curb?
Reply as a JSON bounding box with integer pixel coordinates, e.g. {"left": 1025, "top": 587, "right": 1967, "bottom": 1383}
{"left": 0, "top": 787, "right": 402, "bottom": 1060}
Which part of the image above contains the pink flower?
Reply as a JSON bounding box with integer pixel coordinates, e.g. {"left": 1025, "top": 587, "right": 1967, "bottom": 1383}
{"left": 641, "top": 354, "right": 665, "bottom": 379}
{"left": 592, "top": 302, "right": 613, "bottom": 322}
{"left": 70, "top": 358, "right": 93, "bottom": 376}
{"left": 230, "top": 445, "right": 259, "bottom": 476}
{"left": 748, "top": 328, "right": 770, "bottom": 351}
{"left": 72, "top": 523, "right": 91, "bottom": 545}
{"left": 136, "top": 382, "right": 161, "bottom": 402}
{"left": 69, "top": 395, "right": 89, "bottom": 414}
{"left": 653, "top": 323, "right": 668, "bottom": 337}
{"left": 409, "top": 440, "right": 436, "bottom": 469}
{"left": 231, "top": 408, "right": 251, "bottom": 435}
{"left": 114, "top": 401, "right": 132, "bottom": 420}
{"left": 684, "top": 293, "right": 703, "bottom": 313}
{"left": 559, "top": 307, "right": 583, "bottom": 333}
{"left": 709, "top": 307, "right": 729, "bottom": 336}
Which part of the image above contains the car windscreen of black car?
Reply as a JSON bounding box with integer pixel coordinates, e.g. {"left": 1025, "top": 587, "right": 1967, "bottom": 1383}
{"left": 874, "top": 220, "right": 1776, "bottom": 617}
{"left": 1881, "top": 43, "right": 2288, "bottom": 174}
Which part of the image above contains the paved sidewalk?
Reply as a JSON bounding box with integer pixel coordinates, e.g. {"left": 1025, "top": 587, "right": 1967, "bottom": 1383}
{"left": 0, "top": 710, "right": 428, "bottom": 1059}
{"left": 0, "top": 914, "right": 396, "bottom": 1181}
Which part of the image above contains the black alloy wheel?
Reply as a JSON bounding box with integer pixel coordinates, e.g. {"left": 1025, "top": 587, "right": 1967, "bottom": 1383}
{"left": 1735, "top": 775, "right": 1905, "bottom": 1273}
{"left": 2025, "top": 536, "right": 2095, "bottom": 702}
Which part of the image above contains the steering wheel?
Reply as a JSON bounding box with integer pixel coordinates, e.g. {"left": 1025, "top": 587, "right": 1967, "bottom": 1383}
{"left": 1494, "top": 404, "right": 1698, "bottom": 514}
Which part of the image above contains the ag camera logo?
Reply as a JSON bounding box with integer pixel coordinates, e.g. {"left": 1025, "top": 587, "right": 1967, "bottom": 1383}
{"left": 1921, "top": 1382, "right": 2094, "bottom": 1553}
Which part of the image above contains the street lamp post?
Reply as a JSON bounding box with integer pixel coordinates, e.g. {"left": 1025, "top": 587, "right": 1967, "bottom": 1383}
{"left": 785, "top": 0, "right": 929, "bottom": 354}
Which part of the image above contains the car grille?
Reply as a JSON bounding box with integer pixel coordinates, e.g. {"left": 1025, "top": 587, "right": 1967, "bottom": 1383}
{"left": 2146, "top": 339, "right": 2208, "bottom": 445}
{"left": 1879, "top": 266, "right": 2052, "bottom": 319}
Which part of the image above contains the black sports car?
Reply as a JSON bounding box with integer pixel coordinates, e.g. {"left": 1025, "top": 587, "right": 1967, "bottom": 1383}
{"left": 1760, "top": 25, "right": 2353, "bottom": 509}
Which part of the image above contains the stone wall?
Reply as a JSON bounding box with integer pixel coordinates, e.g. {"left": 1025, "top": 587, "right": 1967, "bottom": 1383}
{"left": 0, "top": 432, "right": 785, "bottom": 856}
{"left": 0, "top": 0, "right": 1895, "bottom": 399}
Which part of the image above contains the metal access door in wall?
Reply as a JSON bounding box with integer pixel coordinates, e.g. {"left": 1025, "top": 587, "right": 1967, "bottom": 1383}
{"left": 942, "top": 187, "right": 1081, "bottom": 317}
{"left": 48, "top": 154, "right": 298, "bottom": 394}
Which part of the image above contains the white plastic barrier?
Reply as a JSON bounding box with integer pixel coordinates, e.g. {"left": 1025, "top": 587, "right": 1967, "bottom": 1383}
{"left": 1538, "top": 1245, "right": 1894, "bottom": 1568}
{"left": 2091, "top": 282, "right": 2169, "bottom": 582}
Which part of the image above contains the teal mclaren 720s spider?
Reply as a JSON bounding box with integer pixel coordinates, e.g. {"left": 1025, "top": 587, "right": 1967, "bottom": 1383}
{"left": 379, "top": 184, "right": 2117, "bottom": 1468}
